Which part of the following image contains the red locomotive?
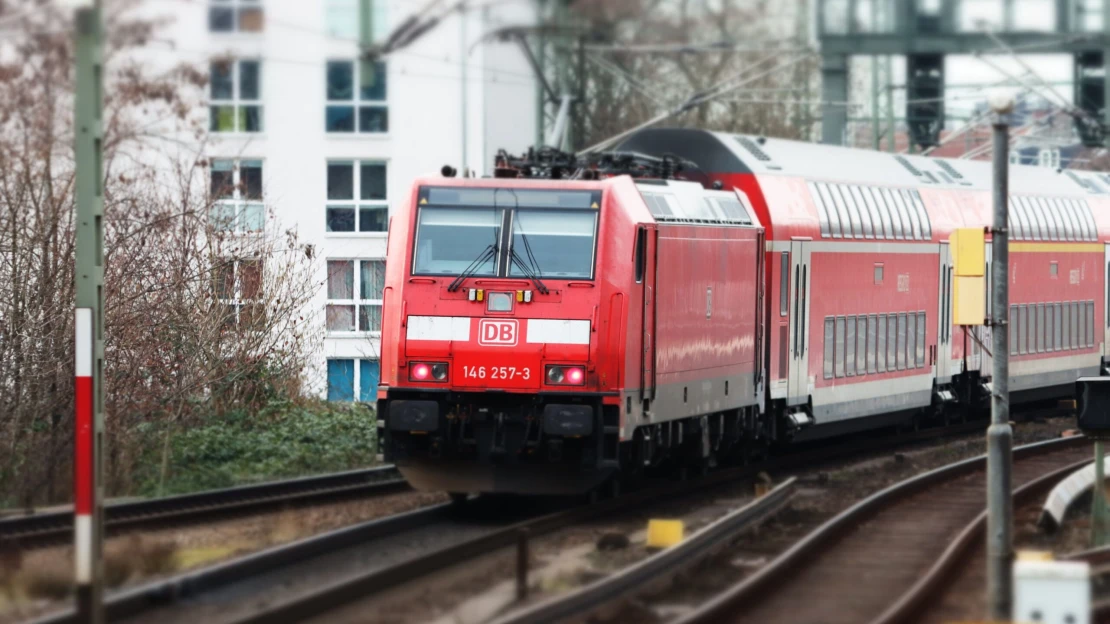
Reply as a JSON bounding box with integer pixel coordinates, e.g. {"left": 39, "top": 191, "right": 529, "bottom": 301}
{"left": 378, "top": 130, "right": 1110, "bottom": 496}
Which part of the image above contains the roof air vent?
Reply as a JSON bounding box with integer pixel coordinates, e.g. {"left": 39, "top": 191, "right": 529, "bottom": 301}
{"left": 734, "top": 136, "right": 772, "bottom": 162}
{"left": 893, "top": 155, "right": 925, "bottom": 178}
{"left": 1065, "top": 170, "right": 1103, "bottom": 194}
{"left": 935, "top": 159, "right": 965, "bottom": 180}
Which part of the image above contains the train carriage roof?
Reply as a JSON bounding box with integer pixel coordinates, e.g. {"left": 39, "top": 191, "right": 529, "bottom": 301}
{"left": 618, "top": 128, "right": 1108, "bottom": 199}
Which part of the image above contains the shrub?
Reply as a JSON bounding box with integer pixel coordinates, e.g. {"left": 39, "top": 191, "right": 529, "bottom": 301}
{"left": 132, "top": 399, "right": 378, "bottom": 497}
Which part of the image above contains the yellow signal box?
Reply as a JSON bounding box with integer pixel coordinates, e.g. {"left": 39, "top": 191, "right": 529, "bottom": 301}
{"left": 950, "top": 228, "right": 986, "bottom": 326}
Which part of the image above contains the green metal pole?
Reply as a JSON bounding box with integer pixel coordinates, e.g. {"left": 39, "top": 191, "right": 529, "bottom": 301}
{"left": 871, "top": 55, "right": 880, "bottom": 149}
{"left": 1093, "top": 441, "right": 1110, "bottom": 546}
{"left": 74, "top": 3, "right": 105, "bottom": 623}
{"left": 870, "top": 0, "right": 879, "bottom": 150}
{"left": 359, "top": 0, "right": 376, "bottom": 98}
{"left": 460, "top": 4, "right": 468, "bottom": 173}
{"left": 885, "top": 59, "right": 896, "bottom": 152}
{"left": 534, "top": 0, "right": 547, "bottom": 148}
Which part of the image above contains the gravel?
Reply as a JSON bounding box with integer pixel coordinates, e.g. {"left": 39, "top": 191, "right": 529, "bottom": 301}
{"left": 310, "top": 416, "right": 1076, "bottom": 624}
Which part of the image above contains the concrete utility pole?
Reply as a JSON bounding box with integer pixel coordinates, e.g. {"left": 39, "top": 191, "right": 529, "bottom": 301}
{"left": 986, "top": 90, "right": 1014, "bottom": 622}
{"left": 73, "top": 0, "right": 105, "bottom": 621}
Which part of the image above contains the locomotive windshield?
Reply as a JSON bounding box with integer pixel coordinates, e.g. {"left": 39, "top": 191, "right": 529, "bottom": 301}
{"left": 413, "top": 206, "right": 502, "bottom": 276}
{"left": 508, "top": 210, "right": 596, "bottom": 278}
{"left": 412, "top": 187, "right": 599, "bottom": 279}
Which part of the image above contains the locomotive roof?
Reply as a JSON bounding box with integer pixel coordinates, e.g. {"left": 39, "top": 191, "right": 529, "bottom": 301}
{"left": 618, "top": 128, "right": 1108, "bottom": 199}
{"left": 634, "top": 179, "right": 760, "bottom": 227}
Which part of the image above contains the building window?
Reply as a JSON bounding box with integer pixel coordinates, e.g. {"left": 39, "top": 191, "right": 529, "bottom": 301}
{"left": 210, "top": 159, "right": 264, "bottom": 233}
{"left": 326, "top": 60, "right": 388, "bottom": 133}
{"left": 325, "top": 0, "right": 389, "bottom": 39}
{"left": 326, "top": 259, "right": 385, "bottom": 333}
{"left": 326, "top": 160, "right": 388, "bottom": 233}
{"left": 209, "top": 0, "right": 264, "bottom": 33}
{"left": 210, "top": 60, "right": 263, "bottom": 133}
{"left": 327, "top": 359, "right": 380, "bottom": 402}
{"left": 214, "top": 258, "right": 262, "bottom": 326}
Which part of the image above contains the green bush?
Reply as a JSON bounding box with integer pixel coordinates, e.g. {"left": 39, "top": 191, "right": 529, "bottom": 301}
{"left": 133, "top": 400, "right": 378, "bottom": 497}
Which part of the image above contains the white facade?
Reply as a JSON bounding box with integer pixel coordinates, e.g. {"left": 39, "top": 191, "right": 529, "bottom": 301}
{"left": 147, "top": 0, "right": 539, "bottom": 399}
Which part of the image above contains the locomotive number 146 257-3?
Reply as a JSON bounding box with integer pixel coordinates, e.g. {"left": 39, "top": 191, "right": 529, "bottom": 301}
{"left": 461, "top": 365, "right": 531, "bottom": 380}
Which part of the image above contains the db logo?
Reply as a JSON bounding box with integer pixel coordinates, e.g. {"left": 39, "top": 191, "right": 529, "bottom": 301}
{"left": 478, "top": 319, "right": 518, "bottom": 346}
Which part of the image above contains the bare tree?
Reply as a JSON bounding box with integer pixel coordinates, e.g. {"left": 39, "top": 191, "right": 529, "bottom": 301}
{"left": 566, "top": 0, "right": 818, "bottom": 148}
{"left": 0, "top": 1, "right": 321, "bottom": 506}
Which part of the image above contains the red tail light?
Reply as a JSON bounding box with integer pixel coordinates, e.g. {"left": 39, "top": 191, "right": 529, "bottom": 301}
{"left": 565, "top": 367, "right": 585, "bottom": 384}
{"left": 546, "top": 365, "right": 585, "bottom": 386}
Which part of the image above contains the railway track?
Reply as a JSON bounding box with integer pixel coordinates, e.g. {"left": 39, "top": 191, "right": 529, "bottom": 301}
{"left": 21, "top": 419, "right": 1057, "bottom": 624}
{"left": 488, "top": 479, "right": 797, "bottom": 624}
{"left": 1, "top": 465, "right": 406, "bottom": 548}
{"left": 675, "top": 435, "right": 1090, "bottom": 624}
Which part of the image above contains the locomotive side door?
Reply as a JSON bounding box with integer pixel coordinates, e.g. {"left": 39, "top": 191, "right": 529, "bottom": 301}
{"left": 1104, "top": 244, "right": 1110, "bottom": 359}
{"left": 936, "top": 243, "right": 954, "bottom": 382}
{"left": 787, "top": 240, "right": 811, "bottom": 405}
{"left": 638, "top": 226, "right": 658, "bottom": 400}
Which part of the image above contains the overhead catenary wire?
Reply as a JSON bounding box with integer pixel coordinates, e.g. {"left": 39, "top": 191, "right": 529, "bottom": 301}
{"left": 158, "top": 0, "right": 542, "bottom": 83}
{"left": 580, "top": 52, "right": 814, "bottom": 154}
{"left": 147, "top": 39, "right": 537, "bottom": 87}
{"left": 959, "top": 109, "right": 1067, "bottom": 160}
{"left": 579, "top": 40, "right": 810, "bottom": 55}
{"left": 585, "top": 54, "right": 670, "bottom": 107}
{"left": 972, "top": 35, "right": 1100, "bottom": 134}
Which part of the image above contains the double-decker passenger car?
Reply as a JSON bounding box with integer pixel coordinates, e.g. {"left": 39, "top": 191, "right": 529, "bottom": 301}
{"left": 377, "top": 176, "right": 764, "bottom": 495}
{"left": 620, "top": 128, "right": 1110, "bottom": 438}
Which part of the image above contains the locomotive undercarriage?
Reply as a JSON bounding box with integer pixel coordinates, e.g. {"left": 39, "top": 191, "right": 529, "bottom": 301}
{"left": 380, "top": 368, "right": 1003, "bottom": 496}
{"left": 379, "top": 390, "right": 620, "bottom": 495}
{"left": 625, "top": 405, "right": 771, "bottom": 479}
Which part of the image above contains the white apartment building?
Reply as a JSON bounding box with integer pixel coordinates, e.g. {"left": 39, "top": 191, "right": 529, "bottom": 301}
{"left": 150, "top": 0, "right": 539, "bottom": 402}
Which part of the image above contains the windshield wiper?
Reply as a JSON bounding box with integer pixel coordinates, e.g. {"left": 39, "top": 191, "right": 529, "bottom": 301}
{"left": 510, "top": 247, "right": 550, "bottom": 295}
{"left": 447, "top": 243, "right": 497, "bottom": 292}
{"left": 511, "top": 210, "right": 550, "bottom": 295}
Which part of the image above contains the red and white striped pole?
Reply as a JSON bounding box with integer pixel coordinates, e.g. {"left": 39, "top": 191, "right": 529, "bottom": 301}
{"left": 74, "top": 308, "right": 98, "bottom": 617}
{"left": 72, "top": 0, "right": 104, "bottom": 620}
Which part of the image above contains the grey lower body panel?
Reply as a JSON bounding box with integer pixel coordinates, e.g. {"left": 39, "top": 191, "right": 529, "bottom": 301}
{"left": 813, "top": 389, "right": 933, "bottom": 424}
{"left": 1009, "top": 365, "right": 1099, "bottom": 393}
{"left": 621, "top": 371, "right": 758, "bottom": 438}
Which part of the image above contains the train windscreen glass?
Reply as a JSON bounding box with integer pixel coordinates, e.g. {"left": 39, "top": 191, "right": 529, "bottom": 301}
{"left": 509, "top": 210, "right": 597, "bottom": 279}
{"left": 414, "top": 187, "right": 600, "bottom": 279}
{"left": 413, "top": 207, "right": 502, "bottom": 275}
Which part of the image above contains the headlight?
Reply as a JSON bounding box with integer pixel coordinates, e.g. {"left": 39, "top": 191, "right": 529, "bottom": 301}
{"left": 487, "top": 291, "right": 513, "bottom": 312}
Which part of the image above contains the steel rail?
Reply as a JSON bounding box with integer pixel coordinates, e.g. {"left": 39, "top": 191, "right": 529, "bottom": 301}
{"left": 221, "top": 420, "right": 998, "bottom": 624}
{"left": 488, "top": 478, "right": 797, "bottom": 624}
{"left": 1, "top": 465, "right": 405, "bottom": 548}
{"left": 29, "top": 502, "right": 452, "bottom": 624}
{"left": 675, "top": 435, "right": 1088, "bottom": 624}
{"left": 20, "top": 418, "right": 1044, "bottom": 624}
{"left": 872, "top": 456, "right": 1091, "bottom": 624}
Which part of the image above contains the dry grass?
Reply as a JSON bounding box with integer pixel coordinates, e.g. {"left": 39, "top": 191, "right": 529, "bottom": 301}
{"left": 0, "top": 535, "right": 179, "bottom": 614}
